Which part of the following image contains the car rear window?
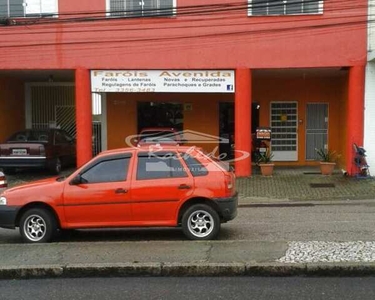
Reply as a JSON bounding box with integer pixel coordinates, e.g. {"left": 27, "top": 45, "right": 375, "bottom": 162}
{"left": 8, "top": 130, "right": 50, "bottom": 142}
{"left": 137, "top": 151, "right": 187, "bottom": 180}
{"left": 180, "top": 153, "right": 208, "bottom": 177}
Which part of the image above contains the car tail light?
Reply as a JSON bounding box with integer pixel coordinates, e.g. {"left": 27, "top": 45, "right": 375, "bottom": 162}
{"left": 0, "top": 172, "right": 7, "bottom": 189}
{"left": 39, "top": 146, "right": 46, "bottom": 156}
{"left": 224, "top": 173, "right": 234, "bottom": 196}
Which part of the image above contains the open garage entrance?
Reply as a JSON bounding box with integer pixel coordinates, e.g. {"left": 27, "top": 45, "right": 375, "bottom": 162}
{"left": 219, "top": 102, "right": 260, "bottom": 160}
{"left": 0, "top": 70, "right": 75, "bottom": 144}
{"left": 0, "top": 70, "right": 106, "bottom": 160}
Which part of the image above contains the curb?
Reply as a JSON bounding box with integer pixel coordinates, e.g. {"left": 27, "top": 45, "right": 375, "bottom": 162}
{"left": 2, "top": 262, "right": 375, "bottom": 279}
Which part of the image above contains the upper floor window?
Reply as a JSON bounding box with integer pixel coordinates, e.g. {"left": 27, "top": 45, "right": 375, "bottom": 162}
{"left": 0, "top": 0, "right": 58, "bottom": 18}
{"left": 107, "top": 0, "right": 175, "bottom": 17}
{"left": 248, "top": 0, "right": 323, "bottom": 16}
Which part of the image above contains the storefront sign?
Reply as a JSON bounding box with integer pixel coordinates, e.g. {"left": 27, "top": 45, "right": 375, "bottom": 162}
{"left": 91, "top": 70, "right": 235, "bottom": 93}
{"left": 256, "top": 127, "right": 272, "bottom": 140}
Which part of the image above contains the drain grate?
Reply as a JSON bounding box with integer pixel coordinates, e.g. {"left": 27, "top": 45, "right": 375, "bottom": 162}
{"left": 310, "top": 183, "right": 335, "bottom": 188}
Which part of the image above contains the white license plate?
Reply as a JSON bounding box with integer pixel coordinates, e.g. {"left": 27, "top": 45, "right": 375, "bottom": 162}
{"left": 12, "top": 149, "right": 27, "bottom": 155}
{"left": 259, "top": 148, "right": 267, "bottom": 153}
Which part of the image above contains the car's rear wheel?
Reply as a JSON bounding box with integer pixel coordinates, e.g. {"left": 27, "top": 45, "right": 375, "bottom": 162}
{"left": 19, "top": 208, "right": 57, "bottom": 243}
{"left": 48, "top": 158, "right": 62, "bottom": 175}
{"left": 181, "top": 204, "right": 220, "bottom": 240}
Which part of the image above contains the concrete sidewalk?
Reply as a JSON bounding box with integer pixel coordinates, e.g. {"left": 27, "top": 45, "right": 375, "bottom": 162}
{"left": 1, "top": 240, "right": 375, "bottom": 279}
{"left": 237, "top": 167, "right": 375, "bottom": 204}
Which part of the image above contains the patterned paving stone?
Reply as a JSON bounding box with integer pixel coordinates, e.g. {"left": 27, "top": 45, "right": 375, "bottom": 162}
{"left": 278, "top": 241, "right": 375, "bottom": 263}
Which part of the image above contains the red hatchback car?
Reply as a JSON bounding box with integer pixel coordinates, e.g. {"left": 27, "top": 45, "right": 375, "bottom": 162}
{"left": 0, "top": 146, "right": 237, "bottom": 243}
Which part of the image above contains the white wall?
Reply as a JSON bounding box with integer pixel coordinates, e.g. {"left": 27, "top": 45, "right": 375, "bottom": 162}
{"left": 364, "top": 1, "right": 375, "bottom": 171}
{"left": 364, "top": 63, "right": 375, "bottom": 171}
{"left": 369, "top": 0, "right": 375, "bottom": 56}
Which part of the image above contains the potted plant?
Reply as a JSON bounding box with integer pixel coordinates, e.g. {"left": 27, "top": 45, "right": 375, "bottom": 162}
{"left": 257, "top": 149, "right": 274, "bottom": 176}
{"left": 315, "top": 148, "right": 339, "bottom": 175}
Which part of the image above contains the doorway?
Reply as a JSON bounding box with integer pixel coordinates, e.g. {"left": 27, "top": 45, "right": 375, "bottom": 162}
{"left": 270, "top": 102, "right": 298, "bottom": 161}
{"left": 218, "top": 102, "right": 260, "bottom": 159}
{"left": 305, "top": 103, "right": 328, "bottom": 160}
{"left": 219, "top": 102, "right": 234, "bottom": 159}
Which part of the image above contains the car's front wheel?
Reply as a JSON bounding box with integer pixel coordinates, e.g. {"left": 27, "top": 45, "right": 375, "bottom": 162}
{"left": 181, "top": 204, "right": 220, "bottom": 240}
{"left": 19, "top": 208, "right": 57, "bottom": 243}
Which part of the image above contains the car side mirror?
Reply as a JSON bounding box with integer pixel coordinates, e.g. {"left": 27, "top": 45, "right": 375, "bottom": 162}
{"left": 70, "top": 174, "right": 82, "bottom": 185}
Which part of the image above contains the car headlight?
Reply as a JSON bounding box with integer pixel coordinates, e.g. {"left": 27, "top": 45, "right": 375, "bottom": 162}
{"left": 0, "top": 196, "right": 7, "bottom": 205}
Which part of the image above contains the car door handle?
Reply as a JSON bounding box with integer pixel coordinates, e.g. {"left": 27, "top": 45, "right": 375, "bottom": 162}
{"left": 178, "top": 184, "right": 191, "bottom": 190}
{"left": 115, "top": 188, "right": 128, "bottom": 194}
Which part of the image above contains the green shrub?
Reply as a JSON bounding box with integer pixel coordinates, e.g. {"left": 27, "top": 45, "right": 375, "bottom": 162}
{"left": 315, "top": 148, "right": 339, "bottom": 162}
{"left": 257, "top": 149, "right": 274, "bottom": 164}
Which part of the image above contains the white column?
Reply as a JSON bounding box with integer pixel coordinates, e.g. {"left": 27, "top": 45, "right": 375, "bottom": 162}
{"left": 364, "top": 62, "right": 375, "bottom": 171}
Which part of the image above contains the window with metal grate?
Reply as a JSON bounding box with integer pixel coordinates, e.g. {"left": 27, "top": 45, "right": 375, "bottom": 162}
{"left": 108, "top": 0, "right": 175, "bottom": 17}
{"left": 248, "top": 0, "right": 322, "bottom": 16}
{"left": 0, "top": 0, "right": 58, "bottom": 18}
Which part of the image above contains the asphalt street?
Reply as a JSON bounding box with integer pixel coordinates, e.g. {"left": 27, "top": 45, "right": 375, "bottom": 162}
{"left": 1, "top": 204, "right": 375, "bottom": 243}
{"left": 0, "top": 203, "right": 374, "bottom": 279}
{"left": 1, "top": 277, "right": 375, "bottom": 300}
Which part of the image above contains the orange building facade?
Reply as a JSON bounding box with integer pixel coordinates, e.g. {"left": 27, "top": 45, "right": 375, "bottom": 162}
{"left": 0, "top": 0, "right": 368, "bottom": 176}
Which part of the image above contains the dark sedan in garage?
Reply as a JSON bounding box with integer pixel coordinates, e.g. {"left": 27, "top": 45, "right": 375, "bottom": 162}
{"left": 0, "top": 129, "right": 76, "bottom": 175}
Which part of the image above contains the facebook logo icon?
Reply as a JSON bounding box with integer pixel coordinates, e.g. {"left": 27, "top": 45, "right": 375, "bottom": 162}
{"left": 227, "top": 85, "right": 234, "bottom": 91}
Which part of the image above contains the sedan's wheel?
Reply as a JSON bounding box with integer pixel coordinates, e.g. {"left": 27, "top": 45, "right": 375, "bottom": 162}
{"left": 19, "top": 209, "right": 57, "bottom": 243}
{"left": 49, "top": 158, "right": 62, "bottom": 175}
{"left": 182, "top": 204, "right": 220, "bottom": 240}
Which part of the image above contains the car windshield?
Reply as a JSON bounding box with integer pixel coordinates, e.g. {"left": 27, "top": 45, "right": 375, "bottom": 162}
{"left": 139, "top": 131, "right": 178, "bottom": 143}
{"left": 8, "top": 130, "right": 50, "bottom": 143}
